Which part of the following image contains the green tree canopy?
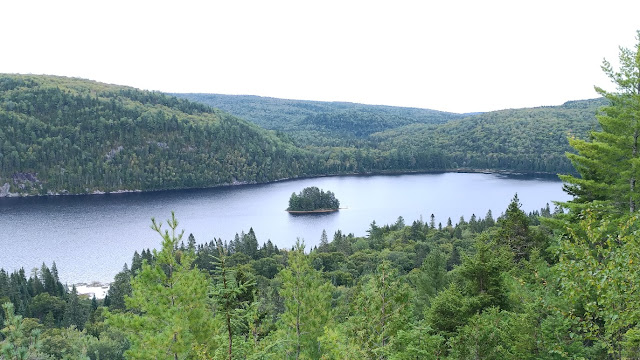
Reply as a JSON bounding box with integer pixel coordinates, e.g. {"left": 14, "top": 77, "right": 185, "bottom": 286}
{"left": 287, "top": 186, "right": 340, "bottom": 212}
{"left": 561, "top": 30, "right": 640, "bottom": 215}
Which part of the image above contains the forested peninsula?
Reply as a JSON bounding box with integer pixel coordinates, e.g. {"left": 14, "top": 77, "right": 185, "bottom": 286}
{"left": 1, "top": 74, "right": 600, "bottom": 196}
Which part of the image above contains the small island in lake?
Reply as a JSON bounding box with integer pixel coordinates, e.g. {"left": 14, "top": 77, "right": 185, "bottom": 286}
{"left": 287, "top": 186, "right": 340, "bottom": 214}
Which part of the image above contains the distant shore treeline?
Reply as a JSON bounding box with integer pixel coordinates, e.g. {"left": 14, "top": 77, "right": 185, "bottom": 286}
{"left": 1, "top": 74, "right": 601, "bottom": 196}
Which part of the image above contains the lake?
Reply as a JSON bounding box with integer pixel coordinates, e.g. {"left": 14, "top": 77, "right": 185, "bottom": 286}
{"left": 0, "top": 172, "right": 570, "bottom": 283}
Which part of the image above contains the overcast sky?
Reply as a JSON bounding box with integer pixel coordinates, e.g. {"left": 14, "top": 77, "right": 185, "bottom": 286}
{"left": 1, "top": 0, "right": 638, "bottom": 113}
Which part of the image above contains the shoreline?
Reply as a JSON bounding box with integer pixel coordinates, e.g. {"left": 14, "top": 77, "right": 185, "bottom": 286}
{"left": 286, "top": 208, "right": 340, "bottom": 214}
{"left": 0, "top": 168, "right": 563, "bottom": 198}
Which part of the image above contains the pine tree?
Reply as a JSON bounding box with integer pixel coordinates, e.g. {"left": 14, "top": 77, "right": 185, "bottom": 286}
{"left": 243, "top": 228, "right": 259, "bottom": 259}
{"left": 1, "top": 302, "right": 47, "bottom": 359}
{"left": 40, "top": 263, "right": 56, "bottom": 297}
{"left": 63, "top": 285, "right": 87, "bottom": 330}
{"left": 210, "top": 239, "right": 254, "bottom": 360}
{"left": 276, "top": 240, "right": 333, "bottom": 359}
{"left": 484, "top": 209, "right": 495, "bottom": 228}
{"left": 187, "top": 233, "right": 196, "bottom": 252}
{"left": 130, "top": 251, "right": 142, "bottom": 274}
{"left": 416, "top": 249, "right": 448, "bottom": 307}
{"left": 318, "top": 229, "right": 329, "bottom": 253}
{"left": 107, "top": 264, "right": 131, "bottom": 311}
{"left": 50, "top": 262, "right": 61, "bottom": 296}
{"left": 107, "top": 213, "right": 219, "bottom": 359}
{"left": 349, "top": 261, "right": 410, "bottom": 359}
{"left": 561, "top": 31, "right": 640, "bottom": 215}
{"left": 457, "top": 238, "right": 512, "bottom": 314}
{"left": 496, "top": 194, "right": 536, "bottom": 261}
{"left": 27, "top": 268, "right": 44, "bottom": 297}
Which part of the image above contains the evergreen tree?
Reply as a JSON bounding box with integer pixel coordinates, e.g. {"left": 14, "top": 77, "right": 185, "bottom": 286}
{"left": 1, "top": 302, "right": 47, "bottom": 359}
{"left": 50, "top": 262, "right": 63, "bottom": 297}
{"left": 107, "top": 213, "right": 219, "bottom": 359}
{"left": 457, "top": 238, "right": 512, "bottom": 313}
{"left": 275, "top": 240, "right": 333, "bottom": 359}
{"left": 140, "top": 249, "right": 153, "bottom": 264}
{"left": 496, "top": 194, "right": 536, "bottom": 261}
{"left": 130, "top": 251, "right": 142, "bottom": 274}
{"left": 484, "top": 209, "right": 495, "bottom": 228}
{"left": 91, "top": 296, "right": 98, "bottom": 312}
{"left": 349, "top": 261, "right": 410, "bottom": 359}
{"left": 106, "top": 265, "right": 131, "bottom": 312}
{"left": 9, "top": 269, "right": 30, "bottom": 317}
{"left": 40, "top": 264, "right": 56, "bottom": 297}
{"left": 187, "top": 233, "right": 196, "bottom": 252}
{"left": 410, "top": 249, "right": 448, "bottom": 315}
{"left": 243, "top": 228, "right": 259, "bottom": 260}
{"left": 210, "top": 239, "right": 254, "bottom": 360}
{"left": 27, "top": 268, "right": 44, "bottom": 298}
{"left": 561, "top": 31, "right": 640, "bottom": 214}
{"left": 428, "top": 238, "right": 511, "bottom": 336}
{"left": 63, "top": 285, "right": 87, "bottom": 330}
{"left": 317, "top": 229, "right": 329, "bottom": 252}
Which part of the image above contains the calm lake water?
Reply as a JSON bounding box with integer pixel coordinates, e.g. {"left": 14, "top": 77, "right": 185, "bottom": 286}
{"left": 0, "top": 172, "right": 570, "bottom": 283}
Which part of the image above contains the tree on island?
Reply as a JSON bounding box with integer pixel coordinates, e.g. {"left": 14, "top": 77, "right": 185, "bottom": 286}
{"left": 287, "top": 186, "right": 340, "bottom": 212}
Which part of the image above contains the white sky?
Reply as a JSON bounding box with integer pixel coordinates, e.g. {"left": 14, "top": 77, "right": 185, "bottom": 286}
{"left": 1, "top": 0, "right": 638, "bottom": 113}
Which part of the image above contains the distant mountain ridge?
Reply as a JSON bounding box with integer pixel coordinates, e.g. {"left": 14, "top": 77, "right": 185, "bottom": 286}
{"left": 171, "top": 93, "right": 466, "bottom": 146}
{"left": 175, "top": 92, "right": 604, "bottom": 174}
{"left": 371, "top": 98, "right": 605, "bottom": 174}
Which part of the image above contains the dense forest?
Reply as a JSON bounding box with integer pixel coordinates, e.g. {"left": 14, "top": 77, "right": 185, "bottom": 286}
{"left": 372, "top": 98, "right": 605, "bottom": 174}
{"left": 0, "top": 198, "right": 568, "bottom": 359}
{"left": 169, "top": 94, "right": 466, "bottom": 146}
{"left": 0, "top": 75, "right": 319, "bottom": 196}
{"left": 2, "top": 31, "right": 640, "bottom": 360}
{"left": 1, "top": 72, "right": 601, "bottom": 197}
{"left": 287, "top": 186, "right": 340, "bottom": 212}
{"left": 175, "top": 94, "right": 603, "bottom": 175}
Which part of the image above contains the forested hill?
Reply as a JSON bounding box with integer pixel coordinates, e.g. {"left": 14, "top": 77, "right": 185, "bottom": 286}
{"left": 171, "top": 93, "right": 466, "bottom": 146}
{"left": 372, "top": 98, "right": 605, "bottom": 174}
{"left": 0, "top": 75, "right": 321, "bottom": 196}
{"left": 175, "top": 92, "right": 604, "bottom": 174}
{"left": 0, "top": 74, "right": 605, "bottom": 196}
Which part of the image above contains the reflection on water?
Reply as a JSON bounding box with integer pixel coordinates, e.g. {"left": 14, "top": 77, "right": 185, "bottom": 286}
{"left": 0, "top": 172, "right": 569, "bottom": 283}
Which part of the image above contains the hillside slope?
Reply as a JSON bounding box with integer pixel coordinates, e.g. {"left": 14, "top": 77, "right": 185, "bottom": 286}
{"left": 0, "top": 75, "right": 318, "bottom": 196}
{"left": 372, "top": 98, "right": 605, "bottom": 174}
{"left": 0, "top": 75, "right": 605, "bottom": 196}
{"left": 176, "top": 93, "right": 604, "bottom": 175}
{"left": 171, "top": 93, "right": 466, "bottom": 146}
